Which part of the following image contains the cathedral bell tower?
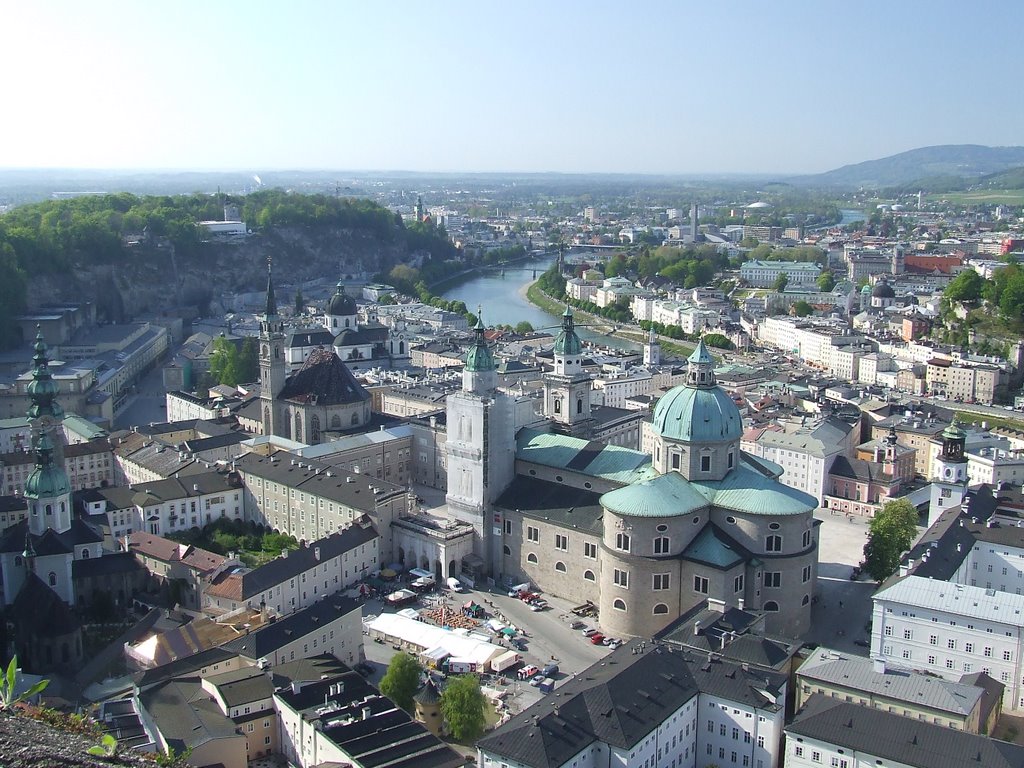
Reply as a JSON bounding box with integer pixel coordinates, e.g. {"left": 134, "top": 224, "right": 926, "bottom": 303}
{"left": 445, "top": 311, "right": 514, "bottom": 580}
{"left": 543, "top": 306, "right": 594, "bottom": 437}
{"left": 929, "top": 420, "right": 968, "bottom": 525}
{"left": 259, "top": 259, "right": 286, "bottom": 437}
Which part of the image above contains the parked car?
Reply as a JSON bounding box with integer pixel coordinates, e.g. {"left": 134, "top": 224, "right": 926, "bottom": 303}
{"left": 541, "top": 663, "right": 559, "bottom": 677}
{"left": 570, "top": 620, "right": 586, "bottom": 630}
{"left": 529, "top": 674, "right": 544, "bottom": 686}
{"left": 590, "top": 633, "right": 605, "bottom": 645}
{"left": 517, "top": 664, "right": 540, "bottom": 680}
{"left": 583, "top": 628, "right": 598, "bottom": 637}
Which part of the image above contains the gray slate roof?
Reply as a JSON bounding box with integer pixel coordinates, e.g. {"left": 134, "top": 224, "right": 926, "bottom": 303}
{"left": 788, "top": 694, "right": 1024, "bottom": 768}
{"left": 478, "top": 641, "right": 785, "bottom": 768}
{"left": 221, "top": 594, "right": 361, "bottom": 659}
{"left": 797, "top": 649, "right": 985, "bottom": 716}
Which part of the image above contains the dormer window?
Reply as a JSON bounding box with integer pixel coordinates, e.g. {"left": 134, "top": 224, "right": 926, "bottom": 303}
{"left": 700, "top": 455, "right": 711, "bottom": 472}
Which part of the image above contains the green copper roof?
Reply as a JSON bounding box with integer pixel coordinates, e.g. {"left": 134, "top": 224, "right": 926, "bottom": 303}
{"left": 687, "top": 457, "right": 818, "bottom": 516}
{"left": 600, "top": 471, "right": 709, "bottom": 518}
{"left": 264, "top": 260, "right": 278, "bottom": 317}
{"left": 515, "top": 428, "right": 653, "bottom": 485}
{"left": 24, "top": 432, "right": 71, "bottom": 500}
{"left": 553, "top": 305, "right": 583, "bottom": 357}
{"left": 600, "top": 453, "right": 816, "bottom": 519}
{"left": 942, "top": 423, "right": 967, "bottom": 440}
{"left": 651, "top": 385, "right": 742, "bottom": 443}
{"left": 688, "top": 339, "right": 714, "bottom": 366}
{"left": 683, "top": 525, "right": 747, "bottom": 569}
{"left": 465, "top": 315, "right": 495, "bottom": 373}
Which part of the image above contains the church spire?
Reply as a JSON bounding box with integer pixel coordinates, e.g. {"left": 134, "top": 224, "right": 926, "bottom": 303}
{"left": 264, "top": 257, "right": 278, "bottom": 318}
{"left": 465, "top": 310, "right": 494, "bottom": 373}
{"left": 26, "top": 327, "right": 63, "bottom": 421}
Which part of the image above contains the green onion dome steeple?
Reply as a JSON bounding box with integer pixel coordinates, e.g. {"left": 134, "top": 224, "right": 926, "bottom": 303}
{"left": 553, "top": 305, "right": 583, "bottom": 357}
{"left": 24, "top": 431, "right": 71, "bottom": 500}
{"left": 464, "top": 314, "right": 495, "bottom": 373}
{"left": 26, "top": 328, "right": 64, "bottom": 421}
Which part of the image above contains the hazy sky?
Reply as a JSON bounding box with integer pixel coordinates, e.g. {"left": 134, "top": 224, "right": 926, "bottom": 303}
{"left": 2, "top": 1, "right": 1021, "bottom": 175}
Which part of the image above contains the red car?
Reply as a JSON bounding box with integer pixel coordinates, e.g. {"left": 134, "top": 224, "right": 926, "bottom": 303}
{"left": 590, "top": 633, "right": 605, "bottom": 645}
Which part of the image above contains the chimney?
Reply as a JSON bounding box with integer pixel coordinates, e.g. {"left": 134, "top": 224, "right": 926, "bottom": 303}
{"left": 362, "top": 706, "right": 372, "bottom": 721}
{"left": 193, "top": 483, "right": 199, "bottom": 492}
{"left": 694, "top": 620, "right": 702, "bottom": 636}
{"left": 291, "top": 681, "right": 302, "bottom": 694}
{"left": 737, "top": 598, "right": 745, "bottom": 611}
{"left": 872, "top": 657, "right": 886, "bottom": 674}
{"left": 314, "top": 546, "right": 321, "bottom": 561}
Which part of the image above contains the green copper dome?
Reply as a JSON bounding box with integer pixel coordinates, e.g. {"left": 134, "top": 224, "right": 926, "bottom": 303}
{"left": 553, "top": 305, "right": 583, "bottom": 357}
{"left": 465, "top": 315, "right": 495, "bottom": 372}
{"left": 652, "top": 338, "right": 741, "bottom": 443}
{"left": 651, "top": 385, "right": 743, "bottom": 443}
{"left": 24, "top": 433, "right": 71, "bottom": 500}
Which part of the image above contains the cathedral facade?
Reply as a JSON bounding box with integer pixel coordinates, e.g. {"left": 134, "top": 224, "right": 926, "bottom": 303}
{"left": 445, "top": 311, "right": 820, "bottom": 638}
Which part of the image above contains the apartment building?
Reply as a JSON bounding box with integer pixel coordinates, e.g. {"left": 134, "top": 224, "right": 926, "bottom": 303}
{"left": 204, "top": 523, "right": 379, "bottom": 617}
{"left": 926, "top": 358, "right": 1006, "bottom": 405}
{"left": 740, "top": 260, "right": 821, "bottom": 288}
{"left": 1, "top": 437, "right": 114, "bottom": 495}
{"left": 478, "top": 640, "right": 787, "bottom": 768}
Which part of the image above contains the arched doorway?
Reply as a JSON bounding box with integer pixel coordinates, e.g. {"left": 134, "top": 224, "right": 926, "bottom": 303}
{"left": 448, "top": 560, "right": 458, "bottom": 578}
{"left": 420, "top": 554, "right": 430, "bottom": 570}
{"left": 434, "top": 560, "right": 443, "bottom": 581}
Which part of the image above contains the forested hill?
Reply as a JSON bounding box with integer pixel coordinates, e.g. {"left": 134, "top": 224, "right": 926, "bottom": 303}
{"left": 0, "top": 191, "right": 454, "bottom": 348}
{"left": 793, "top": 144, "right": 1024, "bottom": 189}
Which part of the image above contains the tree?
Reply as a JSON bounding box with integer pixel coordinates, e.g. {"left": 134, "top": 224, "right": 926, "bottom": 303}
{"left": 294, "top": 288, "right": 304, "bottom": 315}
{"left": 862, "top": 498, "right": 920, "bottom": 581}
{"left": 773, "top": 273, "right": 789, "bottom": 292}
{"left": 237, "top": 337, "right": 259, "bottom": 384}
{"left": 792, "top": 300, "right": 813, "bottom": 317}
{"left": 440, "top": 674, "right": 486, "bottom": 742}
{"left": 514, "top": 321, "right": 535, "bottom": 334}
{"left": 208, "top": 337, "right": 240, "bottom": 387}
{"left": 944, "top": 269, "right": 984, "bottom": 303}
{"left": 816, "top": 270, "right": 836, "bottom": 292}
{"left": 379, "top": 652, "right": 422, "bottom": 711}
{"left": 702, "top": 333, "right": 734, "bottom": 350}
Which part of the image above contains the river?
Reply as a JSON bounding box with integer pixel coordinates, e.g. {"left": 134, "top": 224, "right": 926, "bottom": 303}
{"left": 838, "top": 208, "right": 865, "bottom": 226}
{"left": 440, "top": 255, "right": 641, "bottom": 351}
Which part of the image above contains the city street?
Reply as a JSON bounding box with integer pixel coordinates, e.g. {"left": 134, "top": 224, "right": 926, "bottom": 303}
{"left": 114, "top": 361, "right": 170, "bottom": 430}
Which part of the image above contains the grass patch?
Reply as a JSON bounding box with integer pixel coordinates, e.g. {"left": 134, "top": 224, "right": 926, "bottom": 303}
{"left": 929, "top": 190, "right": 1024, "bottom": 205}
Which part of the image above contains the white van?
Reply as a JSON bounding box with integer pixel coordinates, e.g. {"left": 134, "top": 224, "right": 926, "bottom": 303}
{"left": 446, "top": 577, "right": 464, "bottom": 592}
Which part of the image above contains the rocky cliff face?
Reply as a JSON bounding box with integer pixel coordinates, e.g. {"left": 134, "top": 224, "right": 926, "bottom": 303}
{"left": 25, "top": 225, "right": 409, "bottom": 320}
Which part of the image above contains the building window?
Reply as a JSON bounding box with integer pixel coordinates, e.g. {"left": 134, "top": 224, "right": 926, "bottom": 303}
{"left": 763, "top": 572, "right": 781, "bottom": 588}
{"left": 728, "top": 451, "right": 734, "bottom": 468}
{"left": 672, "top": 453, "right": 680, "bottom": 470}
{"left": 554, "top": 399, "right": 561, "bottom": 414}
{"left": 802, "top": 530, "right": 812, "bottom": 547}
{"left": 48, "top": 572, "right": 57, "bottom": 587}
{"left": 763, "top": 601, "right": 779, "bottom": 612}
{"left": 613, "top": 598, "right": 626, "bottom": 611}
{"left": 614, "top": 569, "right": 629, "bottom": 588}
{"left": 802, "top": 565, "right": 811, "bottom": 582}
{"left": 701, "top": 455, "right": 711, "bottom": 472}
{"left": 734, "top": 574, "right": 744, "bottom": 593}
{"left": 765, "top": 535, "right": 782, "bottom": 552}
{"left": 584, "top": 542, "right": 597, "bottom": 559}
{"left": 504, "top": 520, "right": 512, "bottom": 535}
{"left": 653, "top": 536, "right": 670, "bottom": 555}
{"left": 527, "top": 526, "right": 539, "bottom": 543}
{"left": 555, "top": 561, "right": 566, "bottom": 573}
{"left": 694, "top": 575, "right": 709, "bottom": 594}
{"left": 615, "top": 532, "right": 630, "bottom": 552}
{"left": 502, "top": 545, "right": 511, "bottom": 556}
{"left": 653, "top": 573, "right": 670, "bottom": 591}
{"left": 527, "top": 553, "right": 538, "bottom": 564}
{"left": 584, "top": 570, "right": 596, "bottom": 581}
{"left": 555, "top": 534, "right": 568, "bottom": 551}
{"left": 653, "top": 603, "right": 669, "bottom": 615}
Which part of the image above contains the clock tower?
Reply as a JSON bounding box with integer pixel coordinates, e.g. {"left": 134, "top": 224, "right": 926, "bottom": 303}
{"left": 929, "top": 421, "right": 968, "bottom": 526}
{"left": 259, "top": 259, "right": 286, "bottom": 438}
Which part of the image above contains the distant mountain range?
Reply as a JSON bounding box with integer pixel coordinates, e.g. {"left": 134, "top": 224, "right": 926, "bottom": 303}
{"left": 793, "top": 144, "right": 1024, "bottom": 189}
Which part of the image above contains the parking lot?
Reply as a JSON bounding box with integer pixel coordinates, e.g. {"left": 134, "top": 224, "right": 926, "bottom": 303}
{"left": 358, "top": 580, "right": 613, "bottom": 715}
